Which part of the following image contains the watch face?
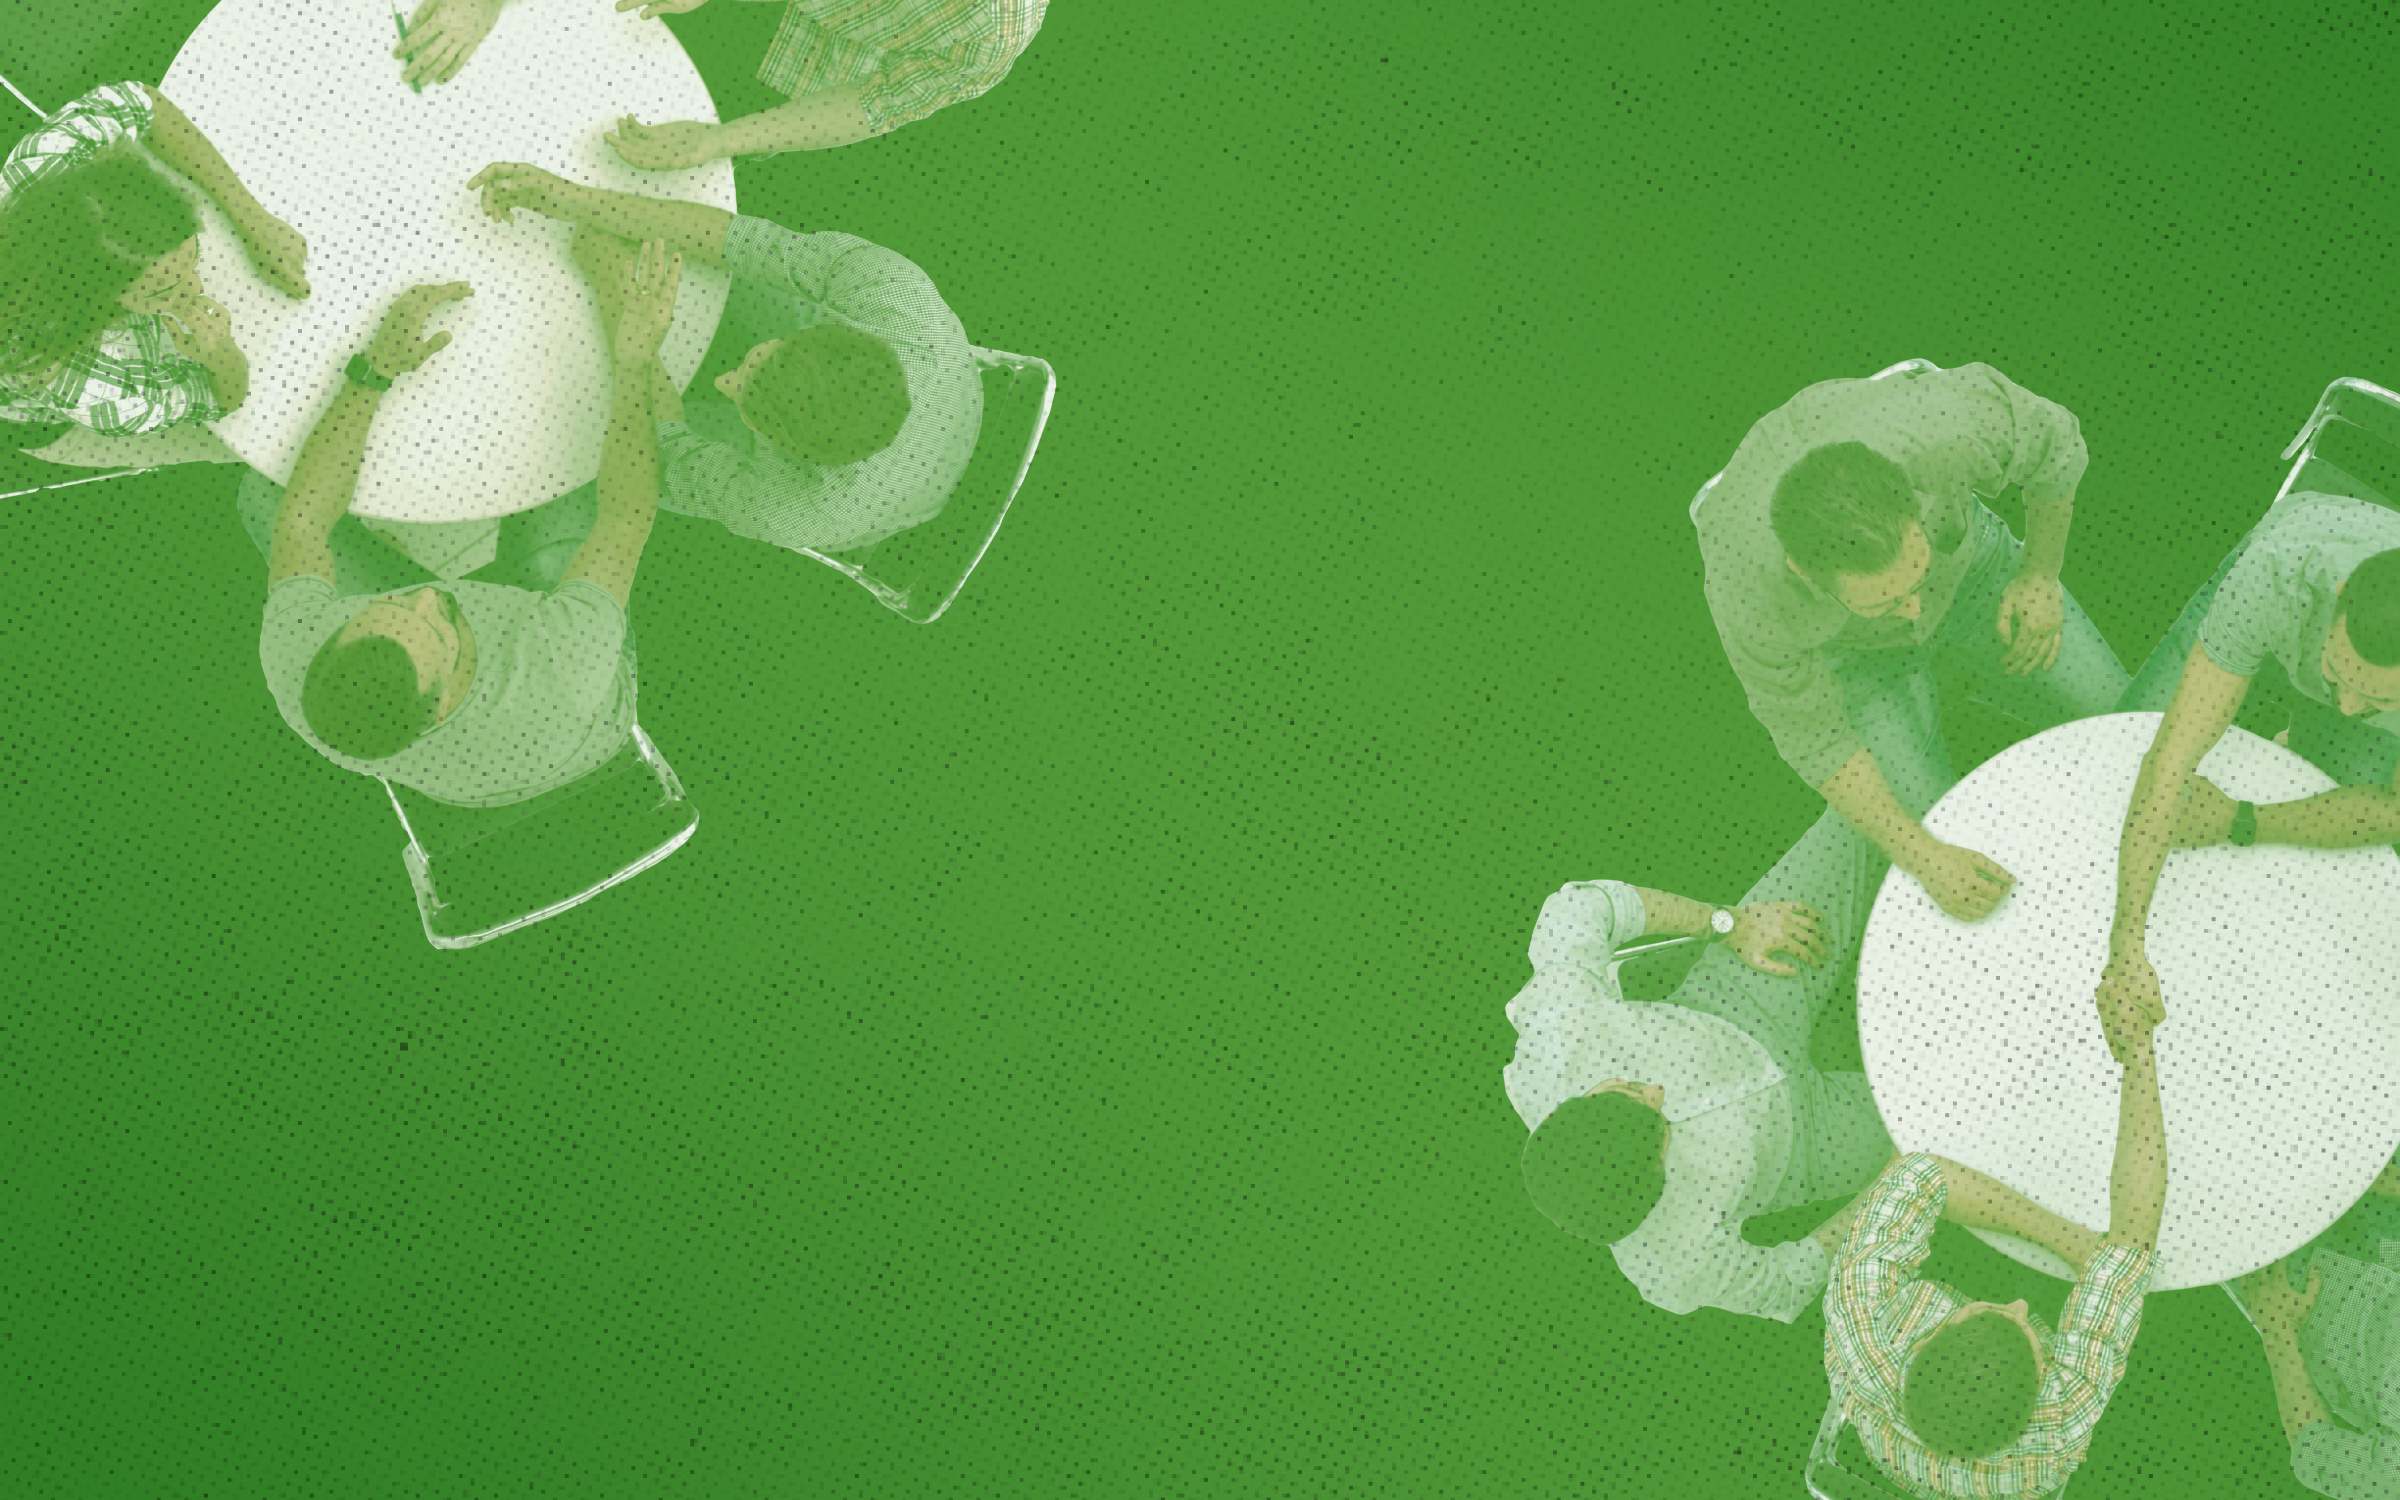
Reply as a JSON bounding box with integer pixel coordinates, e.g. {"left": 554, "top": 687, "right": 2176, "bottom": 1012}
{"left": 1710, "top": 908, "right": 1736, "bottom": 936}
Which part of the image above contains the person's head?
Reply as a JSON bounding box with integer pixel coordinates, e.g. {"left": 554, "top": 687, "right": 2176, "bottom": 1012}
{"left": 0, "top": 143, "right": 201, "bottom": 378}
{"left": 2325, "top": 549, "right": 2400, "bottom": 717}
{"left": 1901, "top": 1300, "right": 2048, "bottom": 1460}
{"left": 1518, "top": 1080, "right": 1669, "bottom": 1246}
{"left": 300, "top": 587, "right": 473, "bottom": 760}
{"left": 715, "top": 324, "right": 912, "bottom": 467}
{"left": 1771, "top": 442, "right": 1932, "bottom": 621}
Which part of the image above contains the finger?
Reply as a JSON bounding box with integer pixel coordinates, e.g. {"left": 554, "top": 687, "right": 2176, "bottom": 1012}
{"left": 1973, "top": 854, "right": 2015, "bottom": 888}
{"left": 439, "top": 43, "right": 471, "bottom": 84}
{"left": 2041, "top": 633, "right": 2061, "bottom": 673}
{"left": 615, "top": 0, "right": 647, "bottom": 9}
{"left": 1759, "top": 957, "right": 1798, "bottom": 979}
{"left": 1996, "top": 596, "right": 2015, "bottom": 644}
{"left": 422, "top": 330, "right": 453, "bottom": 356}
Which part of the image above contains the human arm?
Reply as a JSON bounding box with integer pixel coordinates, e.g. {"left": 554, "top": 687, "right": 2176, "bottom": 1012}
{"left": 1924, "top": 1155, "right": 2104, "bottom": 1271}
{"left": 393, "top": 0, "right": 505, "bottom": 88}
{"left": 266, "top": 283, "right": 470, "bottom": 583}
{"left": 1994, "top": 496, "right": 2074, "bottom": 675}
{"left": 2239, "top": 1260, "right": 2334, "bottom": 1443}
{"left": 2105, "top": 1027, "right": 2168, "bottom": 1251}
{"left": 1630, "top": 885, "right": 1829, "bottom": 977}
{"left": 1818, "top": 746, "right": 2016, "bottom": 921}
{"left": 2174, "top": 770, "right": 2400, "bottom": 851}
{"left": 467, "top": 163, "right": 731, "bottom": 262}
{"left": 140, "top": 86, "right": 309, "bottom": 298}
{"left": 158, "top": 297, "right": 249, "bottom": 417}
{"left": 560, "top": 242, "right": 674, "bottom": 607}
{"left": 702, "top": 87, "right": 880, "bottom": 158}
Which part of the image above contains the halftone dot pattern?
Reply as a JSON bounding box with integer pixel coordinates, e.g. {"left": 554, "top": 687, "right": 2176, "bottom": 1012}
{"left": 0, "top": 0, "right": 2395, "bottom": 1496}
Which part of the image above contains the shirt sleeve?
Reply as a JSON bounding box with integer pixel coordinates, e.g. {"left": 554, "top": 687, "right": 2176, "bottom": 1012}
{"left": 1702, "top": 582, "right": 1862, "bottom": 788}
{"left": 721, "top": 216, "right": 879, "bottom": 310}
{"left": 853, "top": 5, "right": 1038, "bottom": 136}
{"left": 2197, "top": 534, "right": 2286, "bottom": 680}
{"left": 2042, "top": 1241, "right": 2156, "bottom": 1429}
{"left": 1526, "top": 880, "right": 1646, "bottom": 976}
{"left": 2293, "top": 1421, "right": 2400, "bottom": 1500}
{"left": 531, "top": 580, "right": 632, "bottom": 707}
{"left": 1, "top": 81, "right": 154, "bottom": 194}
{"left": 1944, "top": 361, "right": 2090, "bottom": 508}
{"left": 82, "top": 332, "right": 224, "bottom": 436}
{"left": 1637, "top": 1230, "right": 1830, "bottom": 1324}
{"left": 1824, "top": 1154, "right": 1946, "bottom": 1398}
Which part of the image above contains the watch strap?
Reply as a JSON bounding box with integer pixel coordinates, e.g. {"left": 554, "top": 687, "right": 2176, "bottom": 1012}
{"left": 2229, "top": 800, "right": 2259, "bottom": 847}
{"left": 344, "top": 352, "right": 394, "bottom": 392}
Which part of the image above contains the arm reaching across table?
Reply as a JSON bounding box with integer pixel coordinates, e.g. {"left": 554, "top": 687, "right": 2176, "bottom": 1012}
{"left": 558, "top": 240, "right": 673, "bottom": 608}
{"left": 143, "top": 84, "right": 310, "bottom": 299}
{"left": 468, "top": 162, "right": 731, "bottom": 263}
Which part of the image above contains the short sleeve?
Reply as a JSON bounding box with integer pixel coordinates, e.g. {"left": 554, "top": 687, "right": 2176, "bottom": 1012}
{"left": 2292, "top": 1420, "right": 2400, "bottom": 1500}
{"left": 1824, "top": 1154, "right": 1946, "bottom": 1398}
{"left": 1948, "top": 361, "right": 2089, "bottom": 508}
{"left": 1526, "top": 880, "right": 1647, "bottom": 975}
{"left": 2046, "top": 1241, "right": 2156, "bottom": 1399}
{"left": 1, "top": 81, "right": 154, "bottom": 194}
{"left": 721, "top": 216, "right": 878, "bottom": 308}
{"left": 2197, "top": 538, "right": 2285, "bottom": 680}
{"left": 852, "top": 0, "right": 1045, "bottom": 136}
{"left": 1626, "top": 1214, "right": 1831, "bottom": 1324}
{"left": 258, "top": 575, "right": 346, "bottom": 727}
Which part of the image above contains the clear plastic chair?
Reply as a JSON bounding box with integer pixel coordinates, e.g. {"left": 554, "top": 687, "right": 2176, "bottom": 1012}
{"left": 1688, "top": 358, "right": 1940, "bottom": 523}
{"left": 1607, "top": 935, "right": 1704, "bottom": 1001}
{"left": 795, "top": 346, "right": 1055, "bottom": 623}
{"left": 2271, "top": 376, "right": 2400, "bottom": 516}
{"left": 381, "top": 723, "right": 697, "bottom": 949}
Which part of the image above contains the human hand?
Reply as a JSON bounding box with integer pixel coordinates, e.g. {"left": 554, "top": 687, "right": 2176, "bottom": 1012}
{"left": 467, "top": 161, "right": 578, "bottom": 225}
{"left": 1995, "top": 571, "right": 2065, "bottom": 675}
{"left": 1906, "top": 840, "right": 2016, "bottom": 921}
{"left": 2171, "top": 774, "right": 2239, "bottom": 849}
{"left": 615, "top": 0, "right": 710, "bottom": 15}
{"left": 604, "top": 115, "right": 719, "bottom": 171}
{"left": 364, "top": 282, "right": 473, "bottom": 380}
{"left": 1726, "top": 900, "right": 1828, "bottom": 978}
{"left": 235, "top": 210, "right": 311, "bottom": 299}
{"left": 395, "top": 0, "right": 504, "bottom": 88}
{"left": 2094, "top": 949, "right": 2166, "bottom": 1064}
{"left": 610, "top": 239, "right": 682, "bottom": 367}
{"left": 2236, "top": 1257, "right": 2322, "bottom": 1338}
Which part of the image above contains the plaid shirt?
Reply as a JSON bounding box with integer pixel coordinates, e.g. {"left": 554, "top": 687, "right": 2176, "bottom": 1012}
{"left": 0, "top": 81, "right": 222, "bottom": 436}
{"left": 757, "top": 0, "right": 1048, "bottom": 135}
{"left": 1822, "top": 1154, "right": 2155, "bottom": 1498}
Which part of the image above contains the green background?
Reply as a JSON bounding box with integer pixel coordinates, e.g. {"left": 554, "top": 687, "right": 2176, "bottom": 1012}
{"left": 4, "top": 0, "right": 2395, "bottom": 1493}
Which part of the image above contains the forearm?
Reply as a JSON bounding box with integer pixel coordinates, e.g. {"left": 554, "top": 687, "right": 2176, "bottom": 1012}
{"left": 2109, "top": 748, "right": 2188, "bottom": 956}
{"left": 1818, "top": 747, "right": 1937, "bottom": 869}
{"left": 711, "top": 86, "right": 877, "bottom": 156}
{"left": 1929, "top": 1156, "right": 2101, "bottom": 1269}
{"left": 1627, "top": 886, "right": 1717, "bottom": 940}
{"left": 189, "top": 338, "right": 250, "bottom": 414}
{"left": 2255, "top": 787, "right": 2400, "bottom": 848}
{"left": 2259, "top": 1327, "right": 2333, "bottom": 1443}
{"left": 272, "top": 383, "right": 380, "bottom": 565}
{"left": 1807, "top": 1177, "right": 1886, "bottom": 1255}
{"left": 2018, "top": 498, "right": 2073, "bottom": 580}
{"left": 557, "top": 184, "right": 730, "bottom": 263}
{"left": 2106, "top": 1040, "right": 2168, "bottom": 1246}
{"left": 595, "top": 358, "right": 661, "bottom": 536}
{"left": 141, "top": 87, "right": 265, "bottom": 223}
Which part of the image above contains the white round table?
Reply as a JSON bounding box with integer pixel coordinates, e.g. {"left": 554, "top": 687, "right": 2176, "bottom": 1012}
{"left": 161, "top": 0, "right": 733, "bottom": 543}
{"left": 1858, "top": 712, "right": 2400, "bottom": 1290}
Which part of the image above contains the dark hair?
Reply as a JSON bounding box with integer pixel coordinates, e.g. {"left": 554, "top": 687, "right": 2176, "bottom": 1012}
{"left": 1903, "top": 1311, "right": 2041, "bottom": 1460}
{"left": 301, "top": 633, "right": 438, "bottom": 760}
{"left": 1518, "top": 1091, "right": 1668, "bottom": 1246}
{"left": 741, "top": 324, "right": 912, "bottom": 467}
{"left": 0, "top": 142, "right": 199, "bottom": 380}
{"left": 1770, "top": 441, "right": 1919, "bottom": 583}
{"left": 2336, "top": 548, "right": 2400, "bottom": 669}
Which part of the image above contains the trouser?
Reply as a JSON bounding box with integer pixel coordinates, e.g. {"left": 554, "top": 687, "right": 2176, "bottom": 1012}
{"left": 2119, "top": 534, "right": 2400, "bottom": 789}
{"left": 1837, "top": 510, "right": 2133, "bottom": 821}
{"left": 1668, "top": 805, "right": 1895, "bottom": 1211}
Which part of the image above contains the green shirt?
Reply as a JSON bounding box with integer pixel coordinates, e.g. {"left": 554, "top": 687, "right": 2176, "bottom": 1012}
{"left": 1696, "top": 362, "right": 2087, "bottom": 786}
{"left": 657, "top": 215, "right": 982, "bottom": 555}
{"left": 2290, "top": 1240, "right": 2400, "bottom": 1500}
{"left": 259, "top": 577, "right": 635, "bottom": 808}
{"left": 2199, "top": 491, "right": 2400, "bottom": 742}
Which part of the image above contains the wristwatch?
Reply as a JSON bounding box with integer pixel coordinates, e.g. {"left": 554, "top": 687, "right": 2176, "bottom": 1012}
{"left": 344, "top": 352, "right": 394, "bottom": 392}
{"left": 1707, "top": 907, "right": 1738, "bottom": 940}
{"left": 2229, "top": 800, "right": 2259, "bottom": 848}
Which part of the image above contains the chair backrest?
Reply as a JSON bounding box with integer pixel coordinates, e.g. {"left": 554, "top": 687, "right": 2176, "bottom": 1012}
{"left": 1607, "top": 935, "right": 1703, "bottom": 1001}
{"left": 1690, "top": 358, "right": 1942, "bottom": 524}
{"left": 2272, "top": 376, "right": 2400, "bottom": 517}
{"left": 797, "top": 346, "right": 1056, "bottom": 623}
{"left": 380, "top": 722, "right": 697, "bottom": 949}
{"left": 0, "top": 72, "right": 43, "bottom": 123}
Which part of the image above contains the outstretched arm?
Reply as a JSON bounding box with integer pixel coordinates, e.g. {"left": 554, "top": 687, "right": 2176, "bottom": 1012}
{"left": 2105, "top": 1029, "right": 2169, "bottom": 1251}
{"left": 468, "top": 163, "right": 730, "bottom": 263}
{"left": 561, "top": 241, "right": 675, "bottom": 607}
{"left": 1926, "top": 1156, "right": 2103, "bottom": 1271}
{"left": 142, "top": 86, "right": 310, "bottom": 298}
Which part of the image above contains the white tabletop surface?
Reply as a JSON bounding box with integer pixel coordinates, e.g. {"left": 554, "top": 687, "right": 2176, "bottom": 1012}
{"left": 161, "top": 0, "right": 733, "bottom": 522}
{"left": 1858, "top": 712, "right": 2400, "bottom": 1290}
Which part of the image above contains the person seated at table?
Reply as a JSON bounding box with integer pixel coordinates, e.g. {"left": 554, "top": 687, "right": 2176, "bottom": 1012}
{"left": 247, "top": 251, "right": 675, "bottom": 807}
{"left": 2228, "top": 1209, "right": 2400, "bottom": 1500}
{"left": 467, "top": 161, "right": 981, "bottom": 555}
{"left": 1820, "top": 1008, "right": 2166, "bottom": 1498}
{"left": 1505, "top": 806, "right": 1895, "bottom": 1323}
{"left": 1697, "top": 363, "right": 2128, "bottom": 926}
{"left": 0, "top": 80, "right": 308, "bottom": 449}
{"left": 603, "top": 0, "right": 1048, "bottom": 169}
{"left": 2095, "top": 493, "right": 2400, "bottom": 1060}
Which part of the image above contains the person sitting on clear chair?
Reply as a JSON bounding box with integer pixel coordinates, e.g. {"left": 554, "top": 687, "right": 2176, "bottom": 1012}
{"left": 1697, "top": 363, "right": 2129, "bottom": 927}
{"left": 467, "top": 161, "right": 981, "bottom": 556}
{"left": 603, "top": 0, "right": 1048, "bottom": 168}
{"left": 247, "top": 249, "right": 675, "bottom": 807}
{"left": 1819, "top": 1008, "right": 2167, "bottom": 1498}
{"left": 0, "top": 81, "right": 308, "bottom": 448}
{"left": 1504, "top": 808, "right": 1895, "bottom": 1323}
{"left": 2095, "top": 493, "right": 2400, "bottom": 1059}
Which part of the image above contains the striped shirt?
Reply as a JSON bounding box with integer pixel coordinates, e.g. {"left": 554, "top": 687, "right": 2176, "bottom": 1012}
{"left": 757, "top": 0, "right": 1048, "bottom": 135}
{"left": 656, "top": 215, "right": 980, "bottom": 555}
{"left": 0, "top": 82, "right": 223, "bottom": 436}
{"left": 1822, "top": 1154, "right": 2155, "bottom": 1498}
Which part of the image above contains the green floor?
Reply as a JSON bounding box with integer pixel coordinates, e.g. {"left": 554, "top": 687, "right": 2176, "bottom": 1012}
{"left": 5, "top": 1, "right": 2394, "bottom": 1494}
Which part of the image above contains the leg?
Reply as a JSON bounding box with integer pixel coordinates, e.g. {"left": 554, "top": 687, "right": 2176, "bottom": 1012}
{"left": 1939, "top": 515, "right": 2130, "bottom": 730}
